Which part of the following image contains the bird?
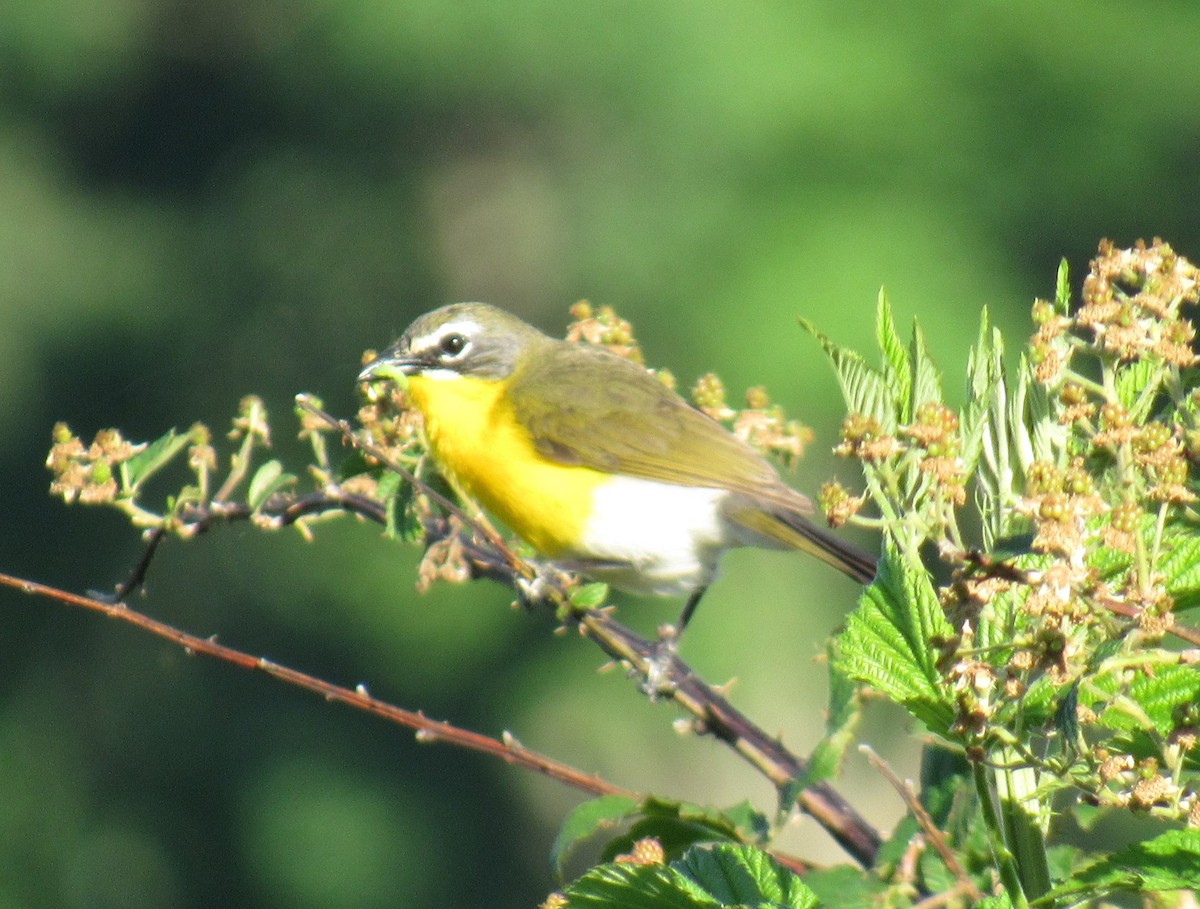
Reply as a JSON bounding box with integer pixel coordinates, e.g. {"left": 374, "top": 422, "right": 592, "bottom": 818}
{"left": 358, "top": 302, "right": 875, "bottom": 642}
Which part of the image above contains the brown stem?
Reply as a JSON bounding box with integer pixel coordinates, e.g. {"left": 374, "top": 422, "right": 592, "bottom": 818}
{"left": 0, "top": 571, "right": 630, "bottom": 799}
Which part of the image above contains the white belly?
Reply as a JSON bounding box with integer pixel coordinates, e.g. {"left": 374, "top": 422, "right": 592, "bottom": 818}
{"left": 567, "top": 476, "right": 736, "bottom": 597}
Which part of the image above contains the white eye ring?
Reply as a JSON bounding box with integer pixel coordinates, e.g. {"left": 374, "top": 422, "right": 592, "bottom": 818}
{"left": 439, "top": 332, "right": 468, "bottom": 358}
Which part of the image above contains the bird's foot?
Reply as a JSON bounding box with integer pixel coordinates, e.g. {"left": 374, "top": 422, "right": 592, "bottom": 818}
{"left": 641, "top": 624, "right": 681, "bottom": 697}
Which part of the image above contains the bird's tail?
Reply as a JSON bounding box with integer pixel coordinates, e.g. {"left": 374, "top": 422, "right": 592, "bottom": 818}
{"left": 728, "top": 500, "right": 877, "bottom": 585}
{"left": 773, "top": 509, "right": 877, "bottom": 585}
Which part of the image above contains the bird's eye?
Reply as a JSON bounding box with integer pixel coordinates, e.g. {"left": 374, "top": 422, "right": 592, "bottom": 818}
{"left": 439, "top": 333, "right": 467, "bottom": 357}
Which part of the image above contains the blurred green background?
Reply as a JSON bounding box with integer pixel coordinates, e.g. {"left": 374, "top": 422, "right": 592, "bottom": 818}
{"left": 3, "top": 2, "right": 1199, "bottom": 906}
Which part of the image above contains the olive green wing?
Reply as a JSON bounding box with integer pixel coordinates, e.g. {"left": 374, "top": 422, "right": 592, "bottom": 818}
{"left": 507, "top": 343, "right": 809, "bottom": 511}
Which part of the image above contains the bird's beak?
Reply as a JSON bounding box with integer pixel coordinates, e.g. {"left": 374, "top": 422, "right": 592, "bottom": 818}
{"left": 357, "top": 350, "right": 419, "bottom": 385}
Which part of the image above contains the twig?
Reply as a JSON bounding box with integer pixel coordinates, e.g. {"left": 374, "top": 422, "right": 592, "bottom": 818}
{"left": 861, "top": 744, "right": 982, "bottom": 901}
{"left": 108, "top": 526, "right": 165, "bottom": 601}
{"left": 963, "top": 549, "right": 1200, "bottom": 647}
{"left": 0, "top": 571, "right": 629, "bottom": 798}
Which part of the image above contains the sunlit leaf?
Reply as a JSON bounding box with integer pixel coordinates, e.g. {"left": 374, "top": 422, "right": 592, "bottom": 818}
{"left": 800, "top": 319, "right": 895, "bottom": 431}
{"left": 909, "top": 320, "right": 943, "bottom": 412}
{"left": 120, "top": 428, "right": 189, "bottom": 493}
{"left": 833, "top": 547, "right": 956, "bottom": 734}
{"left": 678, "top": 844, "right": 816, "bottom": 909}
{"left": 552, "top": 794, "right": 639, "bottom": 878}
{"left": 247, "top": 459, "right": 295, "bottom": 510}
{"left": 1052, "top": 829, "right": 1200, "bottom": 898}
{"left": 1054, "top": 258, "right": 1071, "bottom": 316}
{"left": 875, "top": 290, "right": 912, "bottom": 423}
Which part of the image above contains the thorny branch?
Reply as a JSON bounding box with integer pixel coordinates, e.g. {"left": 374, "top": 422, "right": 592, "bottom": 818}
{"left": 0, "top": 570, "right": 629, "bottom": 800}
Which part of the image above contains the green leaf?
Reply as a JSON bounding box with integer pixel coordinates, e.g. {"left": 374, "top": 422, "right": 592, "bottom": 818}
{"left": 797, "top": 866, "right": 885, "bottom": 909}
{"left": 335, "top": 448, "right": 377, "bottom": 481}
{"left": 909, "top": 320, "right": 943, "bottom": 413}
{"left": 833, "top": 548, "right": 956, "bottom": 734}
{"left": 1091, "top": 519, "right": 1200, "bottom": 611}
{"left": 717, "top": 802, "right": 771, "bottom": 846}
{"left": 960, "top": 308, "right": 1000, "bottom": 475}
{"left": 375, "top": 471, "right": 411, "bottom": 541}
{"left": 1158, "top": 526, "right": 1200, "bottom": 611}
{"left": 1093, "top": 665, "right": 1200, "bottom": 738}
{"left": 1007, "top": 352, "right": 1063, "bottom": 481}
{"left": 964, "top": 309, "right": 1012, "bottom": 548}
{"left": 800, "top": 319, "right": 895, "bottom": 431}
{"left": 559, "top": 862, "right": 716, "bottom": 908}
{"left": 602, "top": 799, "right": 746, "bottom": 866}
{"left": 918, "top": 746, "right": 973, "bottom": 828}
{"left": 570, "top": 582, "right": 611, "bottom": 609}
{"left": 119, "top": 428, "right": 190, "bottom": 493}
{"left": 677, "top": 844, "right": 817, "bottom": 909}
{"left": 247, "top": 459, "right": 296, "bottom": 511}
{"left": 560, "top": 844, "right": 816, "bottom": 909}
{"left": 873, "top": 814, "right": 920, "bottom": 873}
{"left": 552, "top": 795, "right": 640, "bottom": 878}
{"left": 1053, "top": 829, "right": 1200, "bottom": 897}
{"left": 1054, "top": 258, "right": 1071, "bottom": 316}
{"left": 1115, "top": 357, "right": 1165, "bottom": 422}
{"left": 875, "top": 290, "right": 912, "bottom": 423}
{"left": 1023, "top": 361, "right": 1062, "bottom": 465}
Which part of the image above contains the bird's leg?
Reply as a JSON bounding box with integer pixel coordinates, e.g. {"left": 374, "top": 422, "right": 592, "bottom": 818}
{"left": 673, "top": 586, "right": 707, "bottom": 639}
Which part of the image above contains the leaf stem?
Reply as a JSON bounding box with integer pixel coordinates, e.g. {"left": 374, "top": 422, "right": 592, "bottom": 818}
{"left": 973, "top": 761, "right": 1031, "bottom": 909}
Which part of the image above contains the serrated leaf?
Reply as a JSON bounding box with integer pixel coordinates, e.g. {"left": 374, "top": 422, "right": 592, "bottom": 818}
{"left": 1054, "top": 829, "right": 1200, "bottom": 897}
{"left": 552, "top": 795, "right": 640, "bottom": 878}
{"left": 678, "top": 844, "right": 817, "bottom": 909}
{"left": 1024, "top": 367, "right": 1061, "bottom": 465}
{"left": 560, "top": 862, "right": 716, "bottom": 908}
{"left": 964, "top": 309, "right": 1013, "bottom": 548}
{"left": 1091, "top": 520, "right": 1200, "bottom": 611}
{"left": 833, "top": 548, "right": 956, "bottom": 733}
{"left": 247, "top": 459, "right": 295, "bottom": 511}
{"left": 1157, "top": 527, "right": 1200, "bottom": 610}
{"left": 875, "top": 290, "right": 912, "bottom": 423}
{"left": 909, "top": 320, "right": 943, "bottom": 413}
{"left": 800, "top": 320, "right": 895, "bottom": 431}
{"left": 375, "top": 471, "right": 404, "bottom": 539}
{"left": 1009, "top": 355, "right": 1036, "bottom": 475}
{"left": 1115, "top": 358, "right": 1165, "bottom": 422}
{"left": 960, "top": 308, "right": 1000, "bottom": 477}
{"left": 1094, "top": 665, "right": 1200, "bottom": 737}
{"left": 119, "top": 428, "right": 190, "bottom": 493}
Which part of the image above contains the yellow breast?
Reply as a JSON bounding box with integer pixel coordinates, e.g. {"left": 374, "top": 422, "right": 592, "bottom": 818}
{"left": 407, "top": 373, "right": 607, "bottom": 556}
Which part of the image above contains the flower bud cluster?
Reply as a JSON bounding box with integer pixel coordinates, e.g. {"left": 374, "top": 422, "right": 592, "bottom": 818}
{"left": 566, "top": 300, "right": 645, "bottom": 364}
{"left": 903, "top": 402, "right": 966, "bottom": 505}
{"left": 1076, "top": 238, "right": 1200, "bottom": 365}
{"left": 47, "top": 424, "right": 143, "bottom": 504}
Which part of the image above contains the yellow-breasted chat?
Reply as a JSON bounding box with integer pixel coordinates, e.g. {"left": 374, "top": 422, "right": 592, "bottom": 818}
{"left": 358, "top": 303, "right": 876, "bottom": 637}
